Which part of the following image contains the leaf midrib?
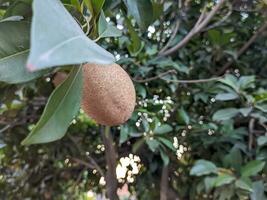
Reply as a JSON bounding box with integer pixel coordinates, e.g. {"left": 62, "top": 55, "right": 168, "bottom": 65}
{"left": 0, "top": 49, "right": 29, "bottom": 62}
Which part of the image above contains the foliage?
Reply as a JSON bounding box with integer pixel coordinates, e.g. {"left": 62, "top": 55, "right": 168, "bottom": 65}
{"left": 1, "top": 0, "right": 267, "bottom": 199}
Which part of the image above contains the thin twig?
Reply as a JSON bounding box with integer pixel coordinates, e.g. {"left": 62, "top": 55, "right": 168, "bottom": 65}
{"left": 217, "top": 21, "right": 267, "bottom": 75}
{"left": 161, "top": 76, "right": 224, "bottom": 84}
{"left": 159, "top": 20, "right": 181, "bottom": 54}
{"left": 159, "top": 0, "right": 227, "bottom": 57}
{"left": 132, "top": 70, "right": 177, "bottom": 83}
{"left": 0, "top": 125, "right": 11, "bottom": 133}
{"left": 248, "top": 118, "right": 255, "bottom": 152}
{"left": 202, "top": 2, "right": 232, "bottom": 32}
{"left": 71, "top": 157, "right": 95, "bottom": 169}
{"left": 67, "top": 135, "right": 104, "bottom": 177}
{"left": 133, "top": 69, "right": 224, "bottom": 84}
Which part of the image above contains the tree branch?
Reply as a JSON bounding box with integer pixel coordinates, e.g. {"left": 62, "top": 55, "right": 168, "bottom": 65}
{"left": 160, "top": 165, "right": 169, "bottom": 200}
{"left": 102, "top": 126, "right": 119, "bottom": 200}
{"left": 217, "top": 21, "right": 267, "bottom": 75}
{"left": 159, "top": 0, "right": 227, "bottom": 57}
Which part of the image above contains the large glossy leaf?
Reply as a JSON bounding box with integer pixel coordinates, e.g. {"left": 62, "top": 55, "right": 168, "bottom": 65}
{"left": 123, "top": 0, "right": 153, "bottom": 30}
{"left": 27, "top": 0, "right": 114, "bottom": 71}
{"left": 0, "top": 21, "right": 44, "bottom": 84}
{"left": 21, "top": 66, "right": 83, "bottom": 145}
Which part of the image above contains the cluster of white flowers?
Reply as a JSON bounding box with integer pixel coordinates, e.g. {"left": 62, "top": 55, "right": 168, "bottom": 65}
{"left": 116, "top": 154, "right": 142, "bottom": 183}
{"left": 136, "top": 95, "right": 174, "bottom": 127}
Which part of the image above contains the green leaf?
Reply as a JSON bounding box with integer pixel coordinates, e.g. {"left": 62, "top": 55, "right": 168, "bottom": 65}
{"left": 4, "top": 0, "right": 32, "bottom": 18}
{"left": 154, "top": 124, "right": 173, "bottom": 134}
{"left": 146, "top": 139, "right": 160, "bottom": 152}
{"left": 219, "top": 74, "right": 239, "bottom": 92}
{"left": 239, "top": 107, "right": 252, "bottom": 117}
{"left": 255, "top": 104, "right": 267, "bottom": 113}
{"left": 241, "top": 160, "right": 265, "bottom": 177}
{"left": 238, "top": 76, "right": 255, "bottom": 90}
{"left": 257, "top": 136, "right": 267, "bottom": 147}
{"left": 0, "top": 21, "right": 45, "bottom": 84}
{"left": 98, "top": 10, "right": 122, "bottom": 39}
{"left": 223, "top": 148, "right": 242, "bottom": 171}
{"left": 159, "top": 149, "right": 169, "bottom": 166}
{"left": 21, "top": 67, "right": 83, "bottom": 145}
{"left": 214, "top": 174, "right": 235, "bottom": 187}
{"left": 215, "top": 93, "right": 238, "bottom": 101}
{"left": 119, "top": 125, "right": 129, "bottom": 144}
{"left": 250, "top": 181, "right": 267, "bottom": 200}
{"left": 125, "top": 17, "right": 143, "bottom": 56}
{"left": 204, "top": 177, "right": 216, "bottom": 192}
{"left": 123, "top": 0, "right": 153, "bottom": 30}
{"left": 177, "top": 108, "right": 190, "bottom": 125}
{"left": 235, "top": 177, "right": 253, "bottom": 192}
{"left": 133, "top": 138, "right": 145, "bottom": 153}
{"left": 152, "top": 2, "right": 163, "bottom": 21}
{"left": 158, "top": 137, "right": 175, "bottom": 151}
{"left": 84, "top": 0, "right": 105, "bottom": 17}
{"left": 212, "top": 108, "right": 239, "bottom": 121}
{"left": 190, "top": 160, "right": 218, "bottom": 176}
{"left": 27, "top": 0, "right": 114, "bottom": 71}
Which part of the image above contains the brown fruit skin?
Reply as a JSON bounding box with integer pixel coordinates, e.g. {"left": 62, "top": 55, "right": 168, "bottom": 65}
{"left": 82, "top": 63, "right": 136, "bottom": 126}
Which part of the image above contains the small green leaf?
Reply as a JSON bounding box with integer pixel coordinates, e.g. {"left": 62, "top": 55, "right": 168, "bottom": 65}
{"left": 239, "top": 107, "right": 252, "bottom": 117}
{"left": 212, "top": 108, "right": 239, "bottom": 121}
{"left": 177, "top": 108, "right": 190, "bottom": 125}
{"left": 4, "top": 0, "right": 32, "bottom": 18}
{"left": 214, "top": 174, "right": 235, "bottom": 187}
{"left": 22, "top": 67, "right": 83, "bottom": 145}
{"left": 215, "top": 93, "right": 238, "bottom": 101}
{"left": 158, "top": 137, "right": 175, "bottom": 151}
{"left": 133, "top": 138, "right": 145, "bottom": 153}
{"left": 255, "top": 104, "right": 267, "bottom": 113}
{"left": 98, "top": 10, "right": 122, "bottom": 39}
{"left": 250, "top": 181, "right": 267, "bottom": 200}
{"left": 235, "top": 177, "right": 253, "bottom": 192}
{"left": 146, "top": 139, "right": 160, "bottom": 152}
{"left": 219, "top": 74, "right": 239, "bottom": 92}
{"left": 123, "top": 0, "right": 153, "bottom": 30}
{"left": 125, "top": 17, "right": 143, "bottom": 56}
{"left": 241, "top": 160, "right": 265, "bottom": 177}
{"left": 159, "top": 149, "right": 169, "bottom": 166}
{"left": 154, "top": 124, "right": 173, "bottom": 134}
{"left": 190, "top": 160, "right": 218, "bottom": 176}
{"left": 119, "top": 125, "right": 129, "bottom": 144}
{"left": 84, "top": 0, "right": 105, "bottom": 17}
{"left": 257, "top": 136, "right": 267, "bottom": 147}
{"left": 204, "top": 177, "right": 216, "bottom": 192}
{"left": 27, "top": 0, "right": 114, "bottom": 71}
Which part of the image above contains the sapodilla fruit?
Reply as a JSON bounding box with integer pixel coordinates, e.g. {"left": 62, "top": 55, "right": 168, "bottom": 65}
{"left": 82, "top": 63, "right": 136, "bottom": 126}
